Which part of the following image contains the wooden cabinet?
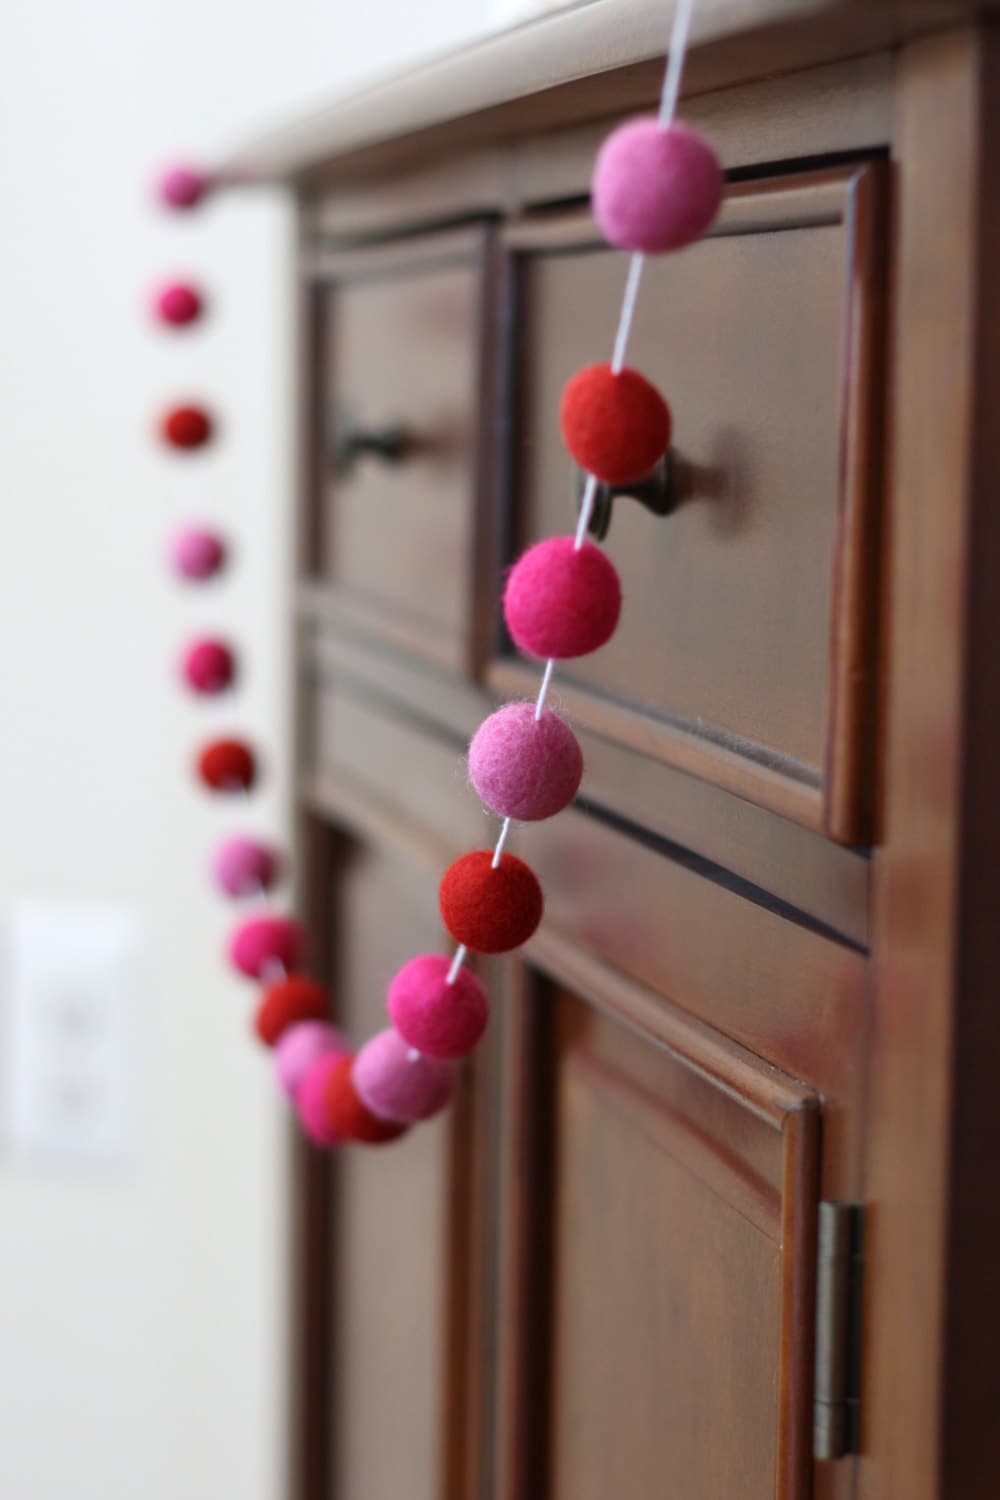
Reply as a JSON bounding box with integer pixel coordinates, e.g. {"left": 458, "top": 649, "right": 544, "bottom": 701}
{"left": 234, "top": 5, "right": 1000, "bottom": 1498}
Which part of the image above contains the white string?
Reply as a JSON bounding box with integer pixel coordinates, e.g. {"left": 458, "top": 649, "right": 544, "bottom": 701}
{"left": 444, "top": 0, "right": 698, "bottom": 989}
{"left": 573, "top": 471, "right": 601, "bottom": 551}
{"left": 610, "top": 252, "right": 645, "bottom": 376}
{"left": 659, "top": 0, "right": 696, "bottom": 126}
{"left": 492, "top": 817, "right": 512, "bottom": 867}
{"left": 534, "top": 658, "right": 556, "bottom": 718}
{"left": 446, "top": 944, "right": 468, "bottom": 985}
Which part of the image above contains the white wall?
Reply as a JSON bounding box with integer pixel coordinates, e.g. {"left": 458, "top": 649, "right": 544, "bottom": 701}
{"left": 0, "top": 4, "right": 490, "bottom": 1498}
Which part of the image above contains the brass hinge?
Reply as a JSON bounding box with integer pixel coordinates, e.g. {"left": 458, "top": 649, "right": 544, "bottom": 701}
{"left": 813, "top": 1201, "right": 864, "bottom": 1460}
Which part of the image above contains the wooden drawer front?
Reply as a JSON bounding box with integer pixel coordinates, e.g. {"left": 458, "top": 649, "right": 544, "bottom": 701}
{"left": 316, "top": 230, "right": 486, "bottom": 672}
{"left": 498, "top": 163, "right": 885, "bottom": 841}
{"left": 496, "top": 968, "right": 819, "bottom": 1500}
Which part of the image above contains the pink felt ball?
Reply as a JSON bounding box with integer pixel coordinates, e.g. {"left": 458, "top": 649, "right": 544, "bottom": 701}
{"left": 275, "top": 1021, "right": 350, "bottom": 1103}
{"left": 504, "top": 536, "right": 622, "bottom": 660}
{"left": 156, "top": 164, "right": 208, "bottom": 210}
{"left": 153, "top": 281, "right": 204, "bottom": 326}
{"left": 228, "top": 913, "right": 304, "bottom": 979}
{"left": 468, "top": 703, "right": 583, "bottom": 821}
{"left": 387, "top": 954, "right": 488, "bottom": 1061}
{"left": 180, "top": 637, "right": 235, "bottom": 694}
{"left": 169, "top": 527, "right": 226, "bottom": 581}
{"left": 296, "top": 1052, "right": 344, "bottom": 1147}
{"left": 353, "top": 1027, "right": 457, "bottom": 1123}
{"left": 592, "top": 118, "right": 723, "bottom": 253}
{"left": 211, "top": 836, "right": 279, "bottom": 898}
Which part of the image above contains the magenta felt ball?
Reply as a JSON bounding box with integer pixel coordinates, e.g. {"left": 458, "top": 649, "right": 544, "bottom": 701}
{"left": 228, "top": 913, "right": 303, "bottom": 979}
{"left": 180, "top": 637, "right": 235, "bottom": 694}
{"left": 469, "top": 703, "right": 583, "bottom": 821}
{"left": 387, "top": 954, "right": 488, "bottom": 1061}
{"left": 153, "top": 281, "right": 204, "bottom": 326}
{"left": 275, "top": 1021, "right": 350, "bottom": 1103}
{"left": 504, "top": 536, "right": 621, "bottom": 660}
{"left": 211, "top": 836, "right": 279, "bottom": 898}
{"left": 353, "top": 1028, "right": 457, "bottom": 1123}
{"left": 169, "top": 527, "right": 226, "bottom": 581}
{"left": 592, "top": 118, "right": 723, "bottom": 253}
{"left": 156, "top": 164, "right": 208, "bottom": 210}
{"left": 296, "top": 1053, "right": 344, "bottom": 1147}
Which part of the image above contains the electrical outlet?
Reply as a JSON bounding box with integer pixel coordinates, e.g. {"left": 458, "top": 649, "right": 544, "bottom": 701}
{"left": 5, "top": 905, "right": 142, "bottom": 1165}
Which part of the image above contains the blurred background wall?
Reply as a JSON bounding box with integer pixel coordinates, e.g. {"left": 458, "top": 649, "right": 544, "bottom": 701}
{"left": 0, "top": 3, "right": 509, "bottom": 1497}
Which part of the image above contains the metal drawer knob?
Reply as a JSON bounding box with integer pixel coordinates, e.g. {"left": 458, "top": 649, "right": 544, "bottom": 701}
{"left": 332, "top": 404, "right": 411, "bottom": 478}
{"left": 574, "top": 451, "right": 678, "bottom": 541}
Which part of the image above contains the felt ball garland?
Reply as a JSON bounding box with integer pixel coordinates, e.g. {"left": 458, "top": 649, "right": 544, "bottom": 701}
{"left": 440, "top": 851, "right": 543, "bottom": 954}
{"left": 212, "top": 835, "right": 279, "bottom": 897}
{"left": 154, "top": 280, "right": 205, "bottom": 327}
{"left": 388, "top": 954, "right": 489, "bottom": 1060}
{"left": 153, "top": 169, "right": 308, "bottom": 1141}
{"left": 297, "top": 1052, "right": 347, "bottom": 1146}
{"left": 154, "top": 0, "right": 720, "bottom": 1156}
{"left": 503, "top": 536, "right": 622, "bottom": 659}
{"left": 229, "top": 914, "right": 304, "bottom": 981}
{"left": 275, "top": 1021, "right": 350, "bottom": 1102}
{"left": 181, "top": 636, "right": 236, "bottom": 694}
{"left": 170, "top": 525, "right": 227, "bottom": 581}
{"left": 156, "top": 163, "right": 210, "bottom": 211}
{"left": 161, "top": 403, "right": 214, "bottom": 450}
{"left": 592, "top": 118, "right": 722, "bottom": 253}
{"left": 323, "top": 1054, "right": 410, "bottom": 1145}
{"left": 559, "top": 364, "right": 672, "bottom": 486}
{"left": 354, "top": 1029, "right": 457, "bottom": 1123}
{"left": 468, "top": 703, "right": 583, "bottom": 821}
{"left": 255, "top": 973, "right": 331, "bottom": 1046}
{"left": 197, "top": 738, "right": 256, "bottom": 792}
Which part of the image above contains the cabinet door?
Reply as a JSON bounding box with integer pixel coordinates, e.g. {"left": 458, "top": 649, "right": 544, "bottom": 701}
{"left": 300, "top": 830, "right": 485, "bottom": 1500}
{"left": 494, "top": 952, "right": 820, "bottom": 1500}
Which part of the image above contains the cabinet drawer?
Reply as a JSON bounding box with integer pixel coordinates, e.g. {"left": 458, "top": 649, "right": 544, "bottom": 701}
{"left": 313, "top": 228, "right": 490, "bottom": 673}
{"left": 494, "top": 163, "right": 885, "bottom": 842}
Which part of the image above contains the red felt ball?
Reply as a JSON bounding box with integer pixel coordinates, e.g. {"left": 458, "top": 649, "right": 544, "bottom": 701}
{"left": 197, "top": 738, "right": 256, "bottom": 792}
{"left": 560, "top": 363, "right": 671, "bottom": 485}
{"left": 160, "top": 404, "right": 213, "bottom": 450}
{"left": 503, "top": 536, "right": 621, "bottom": 660}
{"left": 439, "top": 850, "right": 543, "bottom": 954}
{"left": 254, "top": 973, "right": 329, "bottom": 1047}
{"left": 324, "top": 1054, "right": 409, "bottom": 1146}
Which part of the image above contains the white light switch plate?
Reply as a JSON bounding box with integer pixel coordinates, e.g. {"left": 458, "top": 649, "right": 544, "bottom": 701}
{"left": 5, "top": 905, "right": 142, "bottom": 1166}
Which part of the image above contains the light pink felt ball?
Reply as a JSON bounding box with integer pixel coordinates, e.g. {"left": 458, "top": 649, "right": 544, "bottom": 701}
{"left": 275, "top": 1021, "right": 350, "bottom": 1103}
{"left": 228, "top": 913, "right": 304, "bottom": 979}
{"left": 296, "top": 1052, "right": 344, "bottom": 1146}
{"left": 592, "top": 118, "right": 723, "bottom": 253}
{"left": 153, "top": 281, "right": 204, "bottom": 326}
{"left": 211, "top": 836, "right": 279, "bottom": 898}
{"left": 169, "top": 526, "right": 226, "bottom": 581}
{"left": 156, "top": 164, "right": 208, "bottom": 210}
{"left": 353, "top": 1027, "right": 457, "bottom": 1123}
{"left": 387, "top": 954, "right": 488, "bottom": 1061}
{"left": 180, "top": 636, "right": 235, "bottom": 694}
{"left": 504, "top": 536, "right": 622, "bottom": 660}
{"left": 468, "top": 703, "right": 583, "bottom": 821}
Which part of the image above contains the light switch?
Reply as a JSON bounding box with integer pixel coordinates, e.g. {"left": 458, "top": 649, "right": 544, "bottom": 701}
{"left": 5, "top": 905, "right": 142, "bottom": 1165}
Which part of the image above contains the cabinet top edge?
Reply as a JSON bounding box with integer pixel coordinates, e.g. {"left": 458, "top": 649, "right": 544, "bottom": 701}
{"left": 219, "top": 0, "right": 988, "bottom": 188}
